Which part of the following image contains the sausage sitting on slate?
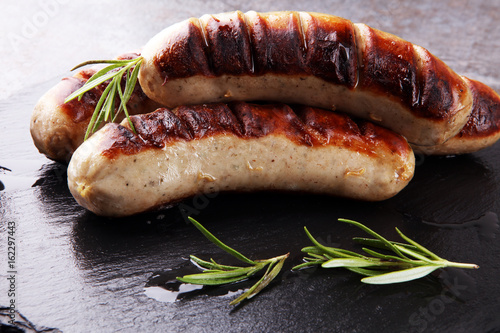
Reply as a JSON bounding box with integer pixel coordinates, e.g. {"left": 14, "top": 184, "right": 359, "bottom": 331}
{"left": 67, "top": 102, "right": 415, "bottom": 217}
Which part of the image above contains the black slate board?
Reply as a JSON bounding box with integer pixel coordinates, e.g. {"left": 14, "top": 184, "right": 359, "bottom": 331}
{"left": 1, "top": 1, "right": 500, "bottom": 332}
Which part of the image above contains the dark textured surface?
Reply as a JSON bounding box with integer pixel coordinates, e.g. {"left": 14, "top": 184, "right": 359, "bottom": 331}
{"left": 1, "top": 1, "right": 500, "bottom": 332}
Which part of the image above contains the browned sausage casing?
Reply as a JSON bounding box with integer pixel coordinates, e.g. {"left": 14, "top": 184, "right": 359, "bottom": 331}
{"left": 139, "top": 11, "right": 473, "bottom": 146}
{"left": 67, "top": 102, "right": 415, "bottom": 217}
{"left": 413, "top": 77, "right": 500, "bottom": 155}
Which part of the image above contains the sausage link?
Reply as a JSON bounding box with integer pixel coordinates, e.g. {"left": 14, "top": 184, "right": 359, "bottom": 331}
{"left": 412, "top": 77, "right": 500, "bottom": 155}
{"left": 139, "top": 11, "right": 473, "bottom": 145}
{"left": 67, "top": 102, "right": 415, "bottom": 217}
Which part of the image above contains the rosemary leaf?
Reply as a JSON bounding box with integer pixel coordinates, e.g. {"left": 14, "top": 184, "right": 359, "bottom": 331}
{"left": 361, "top": 265, "right": 441, "bottom": 284}
{"left": 188, "top": 217, "right": 256, "bottom": 265}
{"left": 353, "top": 237, "right": 421, "bottom": 253}
{"left": 103, "top": 79, "right": 118, "bottom": 122}
{"left": 84, "top": 81, "right": 113, "bottom": 140}
{"left": 247, "top": 257, "right": 287, "bottom": 297}
{"left": 65, "top": 69, "right": 121, "bottom": 103}
{"left": 123, "top": 58, "right": 142, "bottom": 100}
{"left": 338, "top": 219, "right": 409, "bottom": 259}
{"left": 177, "top": 275, "right": 248, "bottom": 286}
{"left": 305, "top": 253, "right": 329, "bottom": 260}
{"left": 189, "top": 255, "right": 243, "bottom": 271}
{"left": 229, "top": 270, "right": 269, "bottom": 305}
{"left": 330, "top": 248, "right": 366, "bottom": 258}
{"left": 120, "top": 61, "right": 141, "bottom": 132}
{"left": 179, "top": 266, "right": 259, "bottom": 281}
{"left": 395, "top": 228, "right": 442, "bottom": 261}
{"left": 292, "top": 260, "right": 325, "bottom": 270}
{"left": 230, "top": 254, "right": 288, "bottom": 305}
{"left": 346, "top": 267, "right": 386, "bottom": 277}
{"left": 115, "top": 79, "right": 126, "bottom": 118}
{"left": 115, "top": 80, "right": 136, "bottom": 133}
{"left": 394, "top": 245, "right": 436, "bottom": 264}
{"left": 91, "top": 82, "right": 115, "bottom": 133}
{"left": 322, "top": 257, "right": 380, "bottom": 268}
{"left": 84, "top": 63, "right": 126, "bottom": 86}
{"left": 69, "top": 58, "right": 142, "bottom": 71}
{"left": 360, "top": 247, "right": 392, "bottom": 260}
{"left": 303, "top": 227, "right": 352, "bottom": 259}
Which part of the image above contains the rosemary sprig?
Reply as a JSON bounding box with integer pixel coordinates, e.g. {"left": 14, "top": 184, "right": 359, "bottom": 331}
{"left": 293, "top": 218, "right": 479, "bottom": 284}
{"left": 64, "top": 57, "right": 144, "bottom": 140}
{"left": 174, "top": 218, "right": 478, "bottom": 306}
{"left": 177, "top": 217, "right": 289, "bottom": 305}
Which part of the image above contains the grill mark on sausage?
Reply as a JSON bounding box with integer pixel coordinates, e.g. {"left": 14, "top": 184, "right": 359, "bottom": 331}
{"left": 296, "top": 11, "right": 307, "bottom": 53}
{"left": 245, "top": 11, "right": 306, "bottom": 75}
{"left": 240, "top": 12, "right": 256, "bottom": 74}
{"left": 351, "top": 21, "right": 363, "bottom": 90}
{"left": 355, "top": 24, "right": 418, "bottom": 110}
{"left": 99, "top": 123, "right": 146, "bottom": 157}
{"left": 457, "top": 78, "right": 500, "bottom": 138}
{"left": 99, "top": 102, "right": 411, "bottom": 159}
{"left": 156, "top": 18, "right": 213, "bottom": 80}
{"left": 226, "top": 102, "right": 269, "bottom": 138}
{"left": 229, "top": 102, "right": 313, "bottom": 146}
{"left": 412, "top": 45, "right": 470, "bottom": 119}
{"left": 201, "top": 12, "right": 253, "bottom": 75}
{"left": 176, "top": 104, "right": 243, "bottom": 139}
{"left": 301, "top": 13, "right": 357, "bottom": 87}
{"left": 127, "top": 109, "right": 193, "bottom": 149}
{"left": 59, "top": 75, "right": 100, "bottom": 123}
{"left": 196, "top": 17, "right": 214, "bottom": 74}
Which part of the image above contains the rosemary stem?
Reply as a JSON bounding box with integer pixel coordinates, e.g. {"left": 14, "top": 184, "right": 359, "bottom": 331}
{"left": 70, "top": 57, "right": 144, "bottom": 71}
{"left": 444, "top": 261, "right": 479, "bottom": 269}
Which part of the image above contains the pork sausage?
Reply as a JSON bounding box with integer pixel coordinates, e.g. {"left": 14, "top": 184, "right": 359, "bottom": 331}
{"left": 67, "top": 102, "right": 415, "bottom": 217}
{"left": 138, "top": 11, "right": 473, "bottom": 146}
{"left": 412, "top": 77, "right": 500, "bottom": 155}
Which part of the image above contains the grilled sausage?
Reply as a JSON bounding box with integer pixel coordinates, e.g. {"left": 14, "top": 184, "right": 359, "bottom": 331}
{"left": 138, "top": 11, "right": 473, "bottom": 146}
{"left": 412, "top": 77, "right": 500, "bottom": 155}
{"left": 30, "top": 53, "right": 161, "bottom": 163}
{"left": 67, "top": 102, "right": 415, "bottom": 217}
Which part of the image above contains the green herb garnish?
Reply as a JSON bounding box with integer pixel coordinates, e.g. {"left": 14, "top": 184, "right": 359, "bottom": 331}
{"left": 64, "top": 57, "right": 144, "bottom": 140}
{"left": 178, "top": 217, "right": 289, "bottom": 305}
{"left": 292, "top": 218, "right": 479, "bottom": 284}
{"left": 177, "top": 217, "right": 478, "bottom": 306}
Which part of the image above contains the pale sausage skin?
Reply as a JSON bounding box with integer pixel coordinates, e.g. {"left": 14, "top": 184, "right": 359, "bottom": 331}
{"left": 139, "top": 11, "right": 473, "bottom": 146}
{"left": 413, "top": 77, "right": 500, "bottom": 155}
{"left": 67, "top": 102, "right": 415, "bottom": 217}
{"left": 30, "top": 53, "right": 162, "bottom": 163}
